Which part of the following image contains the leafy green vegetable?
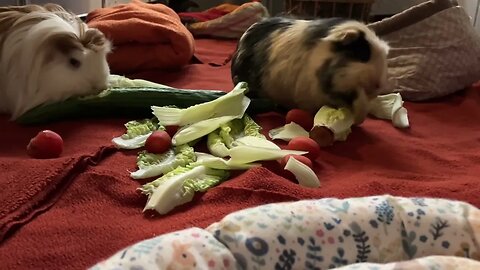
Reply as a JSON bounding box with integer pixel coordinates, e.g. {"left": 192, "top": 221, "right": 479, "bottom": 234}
{"left": 206, "top": 131, "right": 230, "bottom": 158}
{"left": 151, "top": 82, "right": 250, "bottom": 126}
{"left": 124, "top": 118, "right": 162, "bottom": 139}
{"left": 192, "top": 152, "right": 260, "bottom": 170}
{"left": 108, "top": 74, "right": 174, "bottom": 89}
{"left": 268, "top": 122, "right": 309, "bottom": 141}
{"left": 172, "top": 115, "right": 239, "bottom": 146}
{"left": 229, "top": 145, "right": 307, "bottom": 164}
{"left": 171, "top": 94, "right": 251, "bottom": 146}
{"left": 207, "top": 115, "right": 266, "bottom": 157}
{"left": 313, "top": 106, "right": 354, "bottom": 141}
{"left": 131, "top": 144, "right": 196, "bottom": 179}
{"left": 112, "top": 118, "right": 164, "bottom": 149}
{"left": 243, "top": 114, "right": 265, "bottom": 138}
{"left": 140, "top": 164, "right": 229, "bottom": 215}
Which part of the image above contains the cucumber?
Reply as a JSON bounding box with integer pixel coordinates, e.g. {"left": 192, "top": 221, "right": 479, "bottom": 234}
{"left": 15, "top": 87, "right": 279, "bottom": 125}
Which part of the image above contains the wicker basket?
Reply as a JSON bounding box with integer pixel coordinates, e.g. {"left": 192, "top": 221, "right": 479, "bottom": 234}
{"left": 285, "top": 0, "right": 375, "bottom": 22}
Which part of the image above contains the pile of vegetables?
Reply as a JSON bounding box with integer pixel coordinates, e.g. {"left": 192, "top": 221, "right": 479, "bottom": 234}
{"left": 111, "top": 81, "right": 410, "bottom": 215}
{"left": 112, "top": 82, "right": 321, "bottom": 215}
{"left": 269, "top": 92, "right": 410, "bottom": 147}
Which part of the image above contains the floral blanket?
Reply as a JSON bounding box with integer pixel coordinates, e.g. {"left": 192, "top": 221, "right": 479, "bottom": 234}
{"left": 90, "top": 195, "right": 480, "bottom": 269}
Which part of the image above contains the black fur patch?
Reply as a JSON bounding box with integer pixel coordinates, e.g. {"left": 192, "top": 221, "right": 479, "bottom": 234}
{"left": 231, "top": 17, "right": 293, "bottom": 95}
{"left": 303, "top": 17, "right": 350, "bottom": 48}
{"left": 333, "top": 30, "right": 371, "bottom": 62}
{"left": 316, "top": 57, "right": 357, "bottom": 107}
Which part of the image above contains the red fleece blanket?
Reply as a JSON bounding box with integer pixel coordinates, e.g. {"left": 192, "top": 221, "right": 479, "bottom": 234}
{"left": 1, "top": 39, "right": 480, "bottom": 270}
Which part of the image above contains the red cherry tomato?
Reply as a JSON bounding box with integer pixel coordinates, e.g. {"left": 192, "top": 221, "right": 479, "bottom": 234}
{"left": 164, "top": 125, "right": 179, "bottom": 137}
{"left": 27, "top": 130, "right": 64, "bottom": 159}
{"left": 279, "top": 154, "right": 313, "bottom": 169}
{"left": 145, "top": 130, "right": 172, "bottom": 154}
{"left": 285, "top": 109, "right": 314, "bottom": 131}
{"left": 286, "top": 137, "right": 321, "bottom": 160}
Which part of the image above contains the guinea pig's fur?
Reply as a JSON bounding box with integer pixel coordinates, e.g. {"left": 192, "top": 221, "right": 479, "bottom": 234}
{"left": 231, "top": 17, "right": 390, "bottom": 124}
{"left": 0, "top": 4, "right": 112, "bottom": 120}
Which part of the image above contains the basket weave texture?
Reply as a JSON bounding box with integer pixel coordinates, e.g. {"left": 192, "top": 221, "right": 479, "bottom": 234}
{"left": 285, "top": 0, "right": 375, "bottom": 22}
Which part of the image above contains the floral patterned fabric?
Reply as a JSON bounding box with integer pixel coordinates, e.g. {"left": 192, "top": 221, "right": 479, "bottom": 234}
{"left": 90, "top": 195, "right": 480, "bottom": 270}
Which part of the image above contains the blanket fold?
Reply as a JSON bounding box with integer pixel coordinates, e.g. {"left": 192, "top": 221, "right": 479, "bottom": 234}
{"left": 179, "top": 1, "right": 269, "bottom": 39}
{"left": 86, "top": 0, "right": 195, "bottom": 74}
{"left": 0, "top": 118, "right": 125, "bottom": 243}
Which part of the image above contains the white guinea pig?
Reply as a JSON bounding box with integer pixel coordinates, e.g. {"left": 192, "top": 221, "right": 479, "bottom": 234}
{"left": 0, "top": 4, "right": 112, "bottom": 120}
{"left": 231, "top": 17, "right": 390, "bottom": 124}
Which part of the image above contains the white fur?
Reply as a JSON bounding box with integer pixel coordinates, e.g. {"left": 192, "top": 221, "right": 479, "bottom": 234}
{"left": 0, "top": 6, "right": 111, "bottom": 120}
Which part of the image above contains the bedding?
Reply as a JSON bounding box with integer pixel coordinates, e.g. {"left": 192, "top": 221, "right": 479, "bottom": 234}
{"left": 369, "top": 0, "right": 480, "bottom": 101}
{"left": 2, "top": 1, "right": 480, "bottom": 267}
{"left": 90, "top": 195, "right": 480, "bottom": 269}
{"left": 1, "top": 38, "right": 480, "bottom": 270}
{"left": 180, "top": 1, "right": 269, "bottom": 39}
{"left": 86, "top": 0, "right": 195, "bottom": 75}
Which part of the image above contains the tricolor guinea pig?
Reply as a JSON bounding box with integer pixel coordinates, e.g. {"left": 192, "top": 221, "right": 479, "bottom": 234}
{"left": 0, "top": 4, "right": 112, "bottom": 120}
{"left": 231, "top": 17, "right": 390, "bottom": 124}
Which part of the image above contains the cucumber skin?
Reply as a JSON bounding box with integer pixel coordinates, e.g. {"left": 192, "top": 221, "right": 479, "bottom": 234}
{"left": 15, "top": 87, "right": 279, "bottom": 125}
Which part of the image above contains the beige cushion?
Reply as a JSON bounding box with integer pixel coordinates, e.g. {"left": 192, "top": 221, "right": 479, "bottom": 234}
{"left": 370, "top": 3, "right": 480, "bottom": 101}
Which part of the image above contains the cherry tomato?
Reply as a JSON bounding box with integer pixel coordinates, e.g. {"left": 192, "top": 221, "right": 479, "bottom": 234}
{"left": 164, "top": 125, "right": 179, "bottom": 137}
{"left": 27, "top": 130, "right": 63, "bottom": 159}
{"left": 286, "top": 136, "right": 321, "bottom": 160}
{"left": 145, "top": 130, "right": 172, "bottom": 154}
{"left": 285, "top": 109, "right": 314, "bottom": 131}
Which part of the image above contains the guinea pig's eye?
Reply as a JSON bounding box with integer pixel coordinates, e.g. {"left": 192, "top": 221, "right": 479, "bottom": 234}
{"left": 69, "top": 58, "right": 81, "bottom": 68}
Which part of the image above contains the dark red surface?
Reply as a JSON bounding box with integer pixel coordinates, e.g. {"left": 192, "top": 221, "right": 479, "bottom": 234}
{"left": 1, "top": 39, "right": 480, "bottom": 270}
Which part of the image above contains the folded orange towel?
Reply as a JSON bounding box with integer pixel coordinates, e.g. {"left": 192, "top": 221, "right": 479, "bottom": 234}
{"left": 86, "top": 0, "right": 195, "bottom": 74}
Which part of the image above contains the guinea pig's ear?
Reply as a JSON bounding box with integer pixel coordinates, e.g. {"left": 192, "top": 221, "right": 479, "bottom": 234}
{"left": 328, "top": 28, "right": 362, "bottom": 46}
{"left": 337, "top": 29, "right": 361, "bottom": 45}
{"left": 80, "top": 28, "right": 112, "bottom": 53}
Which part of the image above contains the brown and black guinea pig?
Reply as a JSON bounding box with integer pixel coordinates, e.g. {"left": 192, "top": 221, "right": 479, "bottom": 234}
{"left": 231, "top": 16, "right": 390, "bottom": 125}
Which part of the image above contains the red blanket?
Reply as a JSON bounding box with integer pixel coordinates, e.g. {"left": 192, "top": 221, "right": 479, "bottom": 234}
{"left": 1, "top": 39, "right": 480, "bottom": 270}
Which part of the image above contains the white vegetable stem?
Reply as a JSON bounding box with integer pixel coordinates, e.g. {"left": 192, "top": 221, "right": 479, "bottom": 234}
{"left": 233, "top": 136, "right": 280, "bottom": 149}
{"left": 369, "top": 93, "right": 410, "bottom": 128}
{"left": 268, "top": 122, "right": 309, "bottom": 142}
{"left": 393, "top": 107, "right": 410, "bottom": 128}
{"left": 172, "top": 96, "right": 251, "bottom": 145}
{"left": 143, "top": 166, "right": 205, "bottom": 215}
{"left": 111, "top": 132, "right": 152, "bottom": 149}
{"left": 151, "top": 82, "right": 249, "bottom": 126}
{"left": 173, "top": 115, "right": 239, "bottom": 145}
{"left": 194, "top": 152, "right": 260, "bottom": 170}
{"left": 130, "top": 149, "right": 176, "bottom": 179}
{"left": 284, "top": 157, "right": 320, "bottom": 188}
{"left": 229, "top": 145, "right": 307, "bottom": 164}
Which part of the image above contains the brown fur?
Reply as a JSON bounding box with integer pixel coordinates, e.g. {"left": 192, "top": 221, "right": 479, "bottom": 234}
{"left": 0, "top": 4, "right": 110, "bottom": 57}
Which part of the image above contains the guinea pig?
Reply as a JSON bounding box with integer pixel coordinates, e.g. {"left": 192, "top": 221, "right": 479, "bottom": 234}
{"left": 0, "top": 4, "right": 112, "bottom": 120}
{"left": 231, "top": 16, "right": 390, "bottom": 125}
